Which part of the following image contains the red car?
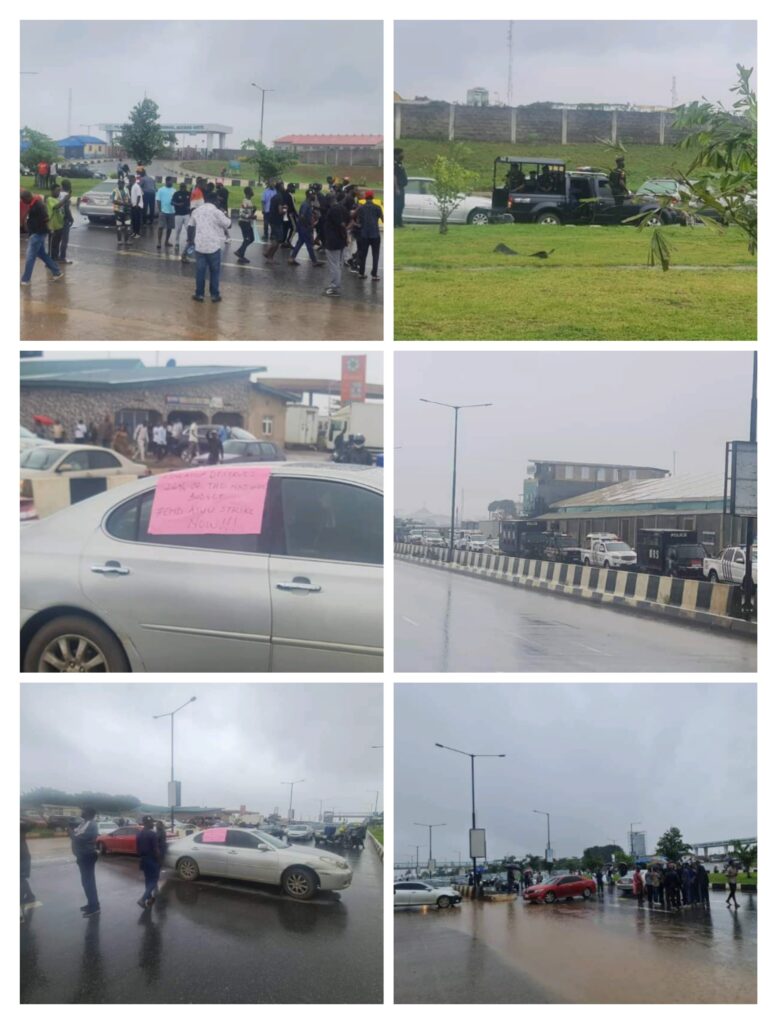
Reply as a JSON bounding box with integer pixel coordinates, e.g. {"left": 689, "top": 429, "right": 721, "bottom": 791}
{"left": 523, "top": 874, "right": 596, "bottom": 904}
{"left": 96, "top": 824, "right": 177, "bottom": 856}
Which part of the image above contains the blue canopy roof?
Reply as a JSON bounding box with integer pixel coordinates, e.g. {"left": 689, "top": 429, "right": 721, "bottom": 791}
{"left": 56, "top": 134, "right": 106, "bottom": 146}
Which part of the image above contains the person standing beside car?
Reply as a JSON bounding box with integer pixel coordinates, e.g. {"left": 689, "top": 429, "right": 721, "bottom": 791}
{"left": 394, "top": 148, "right": 408, "bottom": 227}
{"left": 136, "top": 816, "right": 161, "bottom": 909}
{"left": 70, "top": 807, "right": 100, "bottom": 917}
{"left": 725, "top": 861, "right": 740, "bottom": 909}
{"left": 632, "top": 866, "right": 644, "bottom": 907}
{"left": 130, "top": 175, "right": 144, "bottom": 238}
{"left": 206, "top": 430, "right": 223, "bottom": 465}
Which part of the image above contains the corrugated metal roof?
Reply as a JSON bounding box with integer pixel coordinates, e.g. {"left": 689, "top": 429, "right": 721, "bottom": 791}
{"left": 529, "top": 458, "right": 669, "bottom": 473}
{"left": 57, "top": 135, "right": 107, "bottom": 146}
{"left": 550, "top": 471, "right": 724, "bottom": 510}
{"left": 21, "top": 365, "right": 268, "bottom": 389}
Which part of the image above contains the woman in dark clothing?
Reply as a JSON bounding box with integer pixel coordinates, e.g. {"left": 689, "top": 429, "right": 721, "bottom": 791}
{"left": 206, "top": 431, "right": 223, "bottom": 465}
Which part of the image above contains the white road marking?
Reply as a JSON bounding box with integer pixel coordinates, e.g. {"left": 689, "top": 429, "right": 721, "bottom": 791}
{"left": 401, "top": 616, "right": 419, "bottom": 627}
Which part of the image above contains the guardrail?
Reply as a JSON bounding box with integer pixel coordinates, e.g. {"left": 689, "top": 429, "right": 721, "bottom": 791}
{"left": 395, "top": 544, "right": 756, "bottom": 636}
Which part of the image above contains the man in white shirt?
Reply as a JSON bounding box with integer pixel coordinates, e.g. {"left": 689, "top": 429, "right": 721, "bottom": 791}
{"left": 186, "top": 420, "right": 199, "bottom": 461}
{"left": 133, "top": 421, "right": 148, "bottom": 461}
{"left": 74, "top": 419, "right": 87, "bottom": 441}
{"left": 189, "top": 194, "right": 231, "bottom": 303}
{"left": 130, "top": 176, "right": 145, "bottom": 238}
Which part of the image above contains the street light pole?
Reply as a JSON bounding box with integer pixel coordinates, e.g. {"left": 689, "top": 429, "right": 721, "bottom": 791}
{"left": 281, "top": 778, "right": 305, "bottom": 824}
{"left": 420, "top": 399, "right": 493, "bottom": 562}
{"left": 533, "top": 810, "right": 551, "bottom": 868}
{"left": 153, "top": 697, "right": 197, "bottom": 830}
{"left": 250, "top": 83, "right": 275, "bottom": 145}
{"left": 435, "top": 743, "right": 506, "bottom": 896}
{"left": 414, "top": 822, "right": 445, "bottom": 870}
{"left": 368, "top": 790, "right": 380, "bottom": 814}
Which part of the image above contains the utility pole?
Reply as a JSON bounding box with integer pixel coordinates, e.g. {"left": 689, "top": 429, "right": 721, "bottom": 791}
{"left": 671, "top": 76, "right": 678, "bottom": 107}
{"left": 153, "top": 697, "right": 197, "bottom": 830}
{"left": 507, "top": 21, "right": 514, "bottom": 107}
{"left": 742, "top": 352, "right": 757, "bottom": 620}
{"left": 251, "top": 83, "right": 275, "bottom": 144}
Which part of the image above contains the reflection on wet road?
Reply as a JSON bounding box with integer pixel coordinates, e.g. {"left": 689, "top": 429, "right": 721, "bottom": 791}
{"left": 395, "top": 560, "right": 756, "bottom": 672}
{"left": 20, "top": 222, "right": 382, "bottom": 341}
{"left": 395, "top": 889, "right": 756, "bottom": 1003}
{"left": 21, "top": 842, "right": 382, "bottom": 1003}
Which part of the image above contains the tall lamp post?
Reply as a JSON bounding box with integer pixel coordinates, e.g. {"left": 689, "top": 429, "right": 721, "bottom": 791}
{"left": 250, "top": 83, "right": 275, "bottom": 145}
{"left": 533, "top": 809, "right": 552, "bottom": 868}
{"left": 420, "top": 399, "right": 493, "bottom": 561}
{"left": 153, "top": 697, "right": 197, "bottom": 830}
{"left": 281, "top": 778, "right": 304, "bottom": 824}
{"left": 435, "top": 743, "right": 506, "bottom": 896}
{"left": 368, "top": 790, "right": 380, "bottom": 814}
{"left": 414, "top": 822, "right": 445, "bottom": 872}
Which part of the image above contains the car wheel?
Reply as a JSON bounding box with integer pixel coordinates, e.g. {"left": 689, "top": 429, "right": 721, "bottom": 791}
{"left": 603, "top": 561, "right": 611, "bottom": 569}
{"left": 23, "top": 616, "right": 129, "bottom": 673}
{"left": 583, "top": 558, "right": 591, "bottom": 567}
{"left": 708, "top": 570, "right": 719, "bottom": 583}
{"left": 467, "top": 209, "right": 490, "bottom": 226}
{"left": 282, "top": 867, "right": 317, "bottom": 901}
{"left": 582, "top": 888, "right": 592, "bottom": 899}
{"left": 645, "top": 213, "right": 665, "bottom": 227}
{"left": 437, "top": 895, "right": 452, "bottom": 909}
{"left": 176, "top": 857, "right": 200, "bottom": 882}
{"left": 543, "top": 892, "right": 556, "bottom": 903}
{"left": 536, "top": 212, "right": 562, "bottom": 225}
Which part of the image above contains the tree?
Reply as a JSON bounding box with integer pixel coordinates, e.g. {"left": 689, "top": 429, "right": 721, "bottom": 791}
{"left": 655, "top": 826, "right": 691, "bottom": 862}
{"left": 240, "top": 139, "right": 297, "bottom": 185}
{"left": 116, "top": 99, "right": 176, "bottom": 165}
{"left": 21, "top": 786, "right": 141, "bottom": 814}
{"left": 21, "top": 127, "right": 58, "bottom": 169}
{"left": 582, "top": 844, "right": 626, "bottom": 869}
{"left": 488, "top": 499, "right": 518, "bottom": 520}
{"left": 427, "top": 153, "right": 477, "bottom": 234}
{"left": 731, "top": 841, "right": 757, "bottom": 877}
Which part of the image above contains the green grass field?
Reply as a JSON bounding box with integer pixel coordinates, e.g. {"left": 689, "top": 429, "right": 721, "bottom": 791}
{"left": 400, "top": 139, "right": 698, "bottom": 194}
{"left": 709, "top": 872, "right": 757, "bottom": 885}
{"left": 395, "top": 223, "right": 756, "bottom": 341}
{"left": 368, "top": 825, "right": 384, "bottom": 846}
{"left": 180, "top": 159, "right": 384, "bottom": 191}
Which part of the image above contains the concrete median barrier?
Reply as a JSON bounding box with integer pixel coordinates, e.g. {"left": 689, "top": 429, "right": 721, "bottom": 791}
{"left": 395, "top": 544, "right": 756, "bottom": 638}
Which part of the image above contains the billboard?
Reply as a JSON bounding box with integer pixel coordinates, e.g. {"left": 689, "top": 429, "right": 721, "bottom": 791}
{"left": 341, "top": 355, "right": 367, "bottom": 403}
{"left": 469, "top": 828, "right": 486, "bottom": 859}
{"left": 729, "top": 441, "right": 757, "bottom": 518}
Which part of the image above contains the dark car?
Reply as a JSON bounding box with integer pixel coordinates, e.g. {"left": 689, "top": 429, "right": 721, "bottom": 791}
{"left": 636, "top": 528, "right": 706, "bottom": 578}
{"left": 47, "top": 814, "right": 82, "bottom": 830}
{"left": 498, "top": 518, "right": 545, "bottom": 556}
{"left": 540, "top": 532, "right": 584, "bottom": 564}
{"left": 58, "top": 163, "right": 105, "bottom": 180}
{"left": 491, "top": 156, "right": 672, "bottom": 227}
{"left": 193, "top": 438, "right": 286, "bottom": 467}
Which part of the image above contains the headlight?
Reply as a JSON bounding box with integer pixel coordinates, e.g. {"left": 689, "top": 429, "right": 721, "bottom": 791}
{"left": 318, "top": 855, "right": 349, "bottom": 870}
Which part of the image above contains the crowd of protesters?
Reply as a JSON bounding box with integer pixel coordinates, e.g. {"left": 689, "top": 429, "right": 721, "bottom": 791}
{"left": 21, "top": 163, "right": 382, "bottom": 301}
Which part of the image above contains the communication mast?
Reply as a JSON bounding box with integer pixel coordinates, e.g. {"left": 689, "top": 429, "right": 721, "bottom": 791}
{"left": 671, "top": 76, "right": 678, "bottom": 107}
{"left": 507, "top": 21, "right": 514, "bottom": 107}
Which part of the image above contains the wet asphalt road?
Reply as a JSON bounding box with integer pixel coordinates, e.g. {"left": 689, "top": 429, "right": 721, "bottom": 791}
{"left": 19, "top": 218, "right": 382, "bottom": 341}
{"left": 395, "top": 560, "right": 756, "bottom": 672}
{"left": 21, "top": 840, "right": 382, "bottom": 1003}
{"left": 395, "top": 888, "right": 757, "bottom": 1003}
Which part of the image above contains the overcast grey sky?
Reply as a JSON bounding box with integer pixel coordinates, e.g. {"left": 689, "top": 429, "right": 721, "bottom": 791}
{"left": 395, "top": 684, "right": 756, "bottom": 865}
{"left": 21, "top": 684, "right": 383, "bottom": 819}
{"left": 25, "top": 349, "right": 383, "bottom": 383}
{"left": 21, "top": 21, "right": 382, "bottom": 142}
{"left": 396, "top": 21, "right": 756, "bottom": 107}
{"left": 395, "top": 351, "right": 754, "bottom": 519}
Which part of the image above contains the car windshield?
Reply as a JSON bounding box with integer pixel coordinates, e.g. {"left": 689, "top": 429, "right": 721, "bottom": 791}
{"left": 21, "top": 447, "right": 61, "bottom": 470}
{"left": 89, "top": 181, "right": 118, "bottom": 193}
{"left": 604, "top": 542, "right": 631, "bottom": 552}
{"left": 21, "top": 426, "right": 37, "bottom": 439}
{"left": 675, "top": 544, "right": 706, "bottom": 559}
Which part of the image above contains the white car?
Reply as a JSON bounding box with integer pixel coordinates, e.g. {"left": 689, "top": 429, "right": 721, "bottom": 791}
{"left": 96, "top": 820, "right": 119, "bottom": 835}
{"left": 704, "top": 545, "right": 758, "bottom": 586}
{"left": 20, "top": 462, "right": 383, "bottom": 673}
{"left": 20, "top": 444, "right": 149, "bottom": 481}
{"left": 394, "top": 880, "right": 462, "bottom": 909}
{"left": 403, "top": 176, "right": 492, "bottom": 225}
{"left": 286, "top": 824, "right": 313, "bottom": 842}
{"left": 583, "top": 533, "right": 637, "bottom": 569}
{"left": 165, "top": 827, "right": 352, "bottom": 900}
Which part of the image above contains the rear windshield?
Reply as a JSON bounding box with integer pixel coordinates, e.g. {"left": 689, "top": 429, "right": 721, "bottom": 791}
{"left": 675, "top": 545, "right": 706, "bottom": 559}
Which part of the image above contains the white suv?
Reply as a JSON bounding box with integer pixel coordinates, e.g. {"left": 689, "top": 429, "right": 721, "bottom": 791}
{"left": 583, "top": 533, "right": 637, "bottom": 569}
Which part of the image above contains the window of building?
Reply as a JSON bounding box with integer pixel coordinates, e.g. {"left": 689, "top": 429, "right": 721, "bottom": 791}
{"left": 115, "top": 408, "right": 159, "bottom": 434}
{"left": 596, "top": 468, "right": 606, "bottom": 482}
{"left": 611, "top": 469, "right": 620, "bottom": 482}
{"left": 564, "top": 465, "right": 574, "bottom": 480}
{"left": 628, "top": 469, "right": 637, "bottom": 480}
{"left": 581, "top": 466, "right": 591, "bottom": 480}
{"left": 262, "top": 416, "right": 274, "bottom": 436}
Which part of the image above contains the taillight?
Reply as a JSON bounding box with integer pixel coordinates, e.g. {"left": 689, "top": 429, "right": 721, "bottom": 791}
{"left": 20, "top": 478, "right": 32, "bottom": 498}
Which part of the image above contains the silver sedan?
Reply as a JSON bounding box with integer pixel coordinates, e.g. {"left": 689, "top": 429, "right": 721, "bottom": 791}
{"left": 21, "top": 462, "right": 383, "bottom": 673}
{"left": 165, "top": 827, "right": 353, "bottom": 900}
{"left": 402, "top": 177, "right": 492, "bottom": 225}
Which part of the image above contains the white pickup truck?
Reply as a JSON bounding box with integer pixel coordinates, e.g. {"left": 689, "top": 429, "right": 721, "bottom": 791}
{"left": 703, "top": 546, "right": 758, "bottom": 585}
{"left": 581, "top": 533, "right": 638, "bottom": 570}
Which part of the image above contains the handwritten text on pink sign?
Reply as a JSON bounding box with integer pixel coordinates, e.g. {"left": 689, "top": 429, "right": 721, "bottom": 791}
{"left": 147, "top": 467, "right": 272, "bottom": 535}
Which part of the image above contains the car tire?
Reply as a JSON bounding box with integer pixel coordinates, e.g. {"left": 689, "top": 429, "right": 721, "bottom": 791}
{"left": 583, "top": 558, "right": 591, "bottom": 567}
{"left": 282, "top": 867, "right": 317, "bottom": 901}
{"left": 543, "top": 892, "right": 556, "bottom": 903}
{"left": 582, "top": 888, "right": 592, "bottom": 899}
{"left": 708, "top": 570, "right": 719, "bottom": 583}
{"left": 645, "top": 212, "right": 666, "bottom": 228}
{"left": 467, "top": 209, "right": 490, "bottom": 226}
{"left": 536, "top": 211, "right": 562, "bottom": 225}
{"left": 23, "top": 615, "right": 129, "bottom": 673}
{"left": 176, "top": 857, "right": 200, "bottom": 882}
{"left": 97, "top": 842, "right": 108, "bottom": 856}
{"left": 437, "top": 895, "right": 452, "bottom": 909}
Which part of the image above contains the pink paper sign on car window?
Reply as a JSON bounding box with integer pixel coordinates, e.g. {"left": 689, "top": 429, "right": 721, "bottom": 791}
{"left": 202, "top": 828, "right": 227, "bottom": 843}
{"left": 148, "top": 466, "right": 272, "bottom": 535}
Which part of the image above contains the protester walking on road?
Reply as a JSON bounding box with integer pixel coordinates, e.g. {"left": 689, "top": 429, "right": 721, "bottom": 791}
{"left": 156, "top": 176, "right": 177, "bottom": 250}
{"left": 136, "top": 816, "right": 162, "bottom": 909}
{"left": 506, "top": 865, "right": 516, "bottom": 893}
{"left": 206, "top": 429, "right": 223, "bottom": 465}
{"left": 595, "top": 868, "right": 604, "bottom": 895}
{"left": 697, "top": 862, "right": 710, "bottom": 907}
{"left": 262, "top": 181, "right": 275, "bottom": 241}
{"left": 263, "top": 183, "right": 287, "bottom": 262}
{"left": 289, "top": 189, "right": 322, "bottom": 267}
{"left": 190, "top": 194, "right": 231, "bottom": 302}
{"left": 70, "top": 807, "right": 100, "bottom": 917}
{"left": 57, "top": 179, "right": 75, "bottom": 264}
{"left": 98, "top": 414, "right": 114, "bottom": 449}
{"left": 235, "top": 186, "right": 257, "bottom": 264}
{"left": 323, "top": 193, "right": 349, "bottom": 297}
{"left": 725, "top": 862, "right": 740, "bottom": 909}
{"left": 172, "top": 182, "right": 191, "bottom": 254}
{"left": 355, "top": 191, "right": 382, "bottom": 280}
{"left": 20, "top": 190, "right": 64, "bottom": 285}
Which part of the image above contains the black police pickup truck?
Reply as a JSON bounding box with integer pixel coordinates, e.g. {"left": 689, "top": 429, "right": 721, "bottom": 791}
{"left": 490, "top": 156, "right": 673, "bottom": 227}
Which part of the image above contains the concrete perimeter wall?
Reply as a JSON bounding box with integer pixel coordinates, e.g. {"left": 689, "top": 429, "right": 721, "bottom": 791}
{"left": 395, "top": 544, "right": 756, "bottom": 637}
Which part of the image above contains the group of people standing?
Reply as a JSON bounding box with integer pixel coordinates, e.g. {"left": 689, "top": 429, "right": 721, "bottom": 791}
{"left": 629, "top": 861, "right": 713, "bottom": 909}
{"left": 20, "top": 181, "right": 75, "bottom": 284}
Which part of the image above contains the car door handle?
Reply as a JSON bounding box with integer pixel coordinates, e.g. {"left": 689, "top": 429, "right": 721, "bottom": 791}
{"left": 276, "top": 577, "right": 322, "bottom": 593}
{"left": 90, "top": 561, "right": 130, "bottom": 576}
{"left": 228, "top": 850, "right": 238, "bottom": 855}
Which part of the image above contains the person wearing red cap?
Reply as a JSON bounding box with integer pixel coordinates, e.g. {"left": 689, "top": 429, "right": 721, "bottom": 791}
{"left": 354, "top": 191, "right": 382, "bottom": 280}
